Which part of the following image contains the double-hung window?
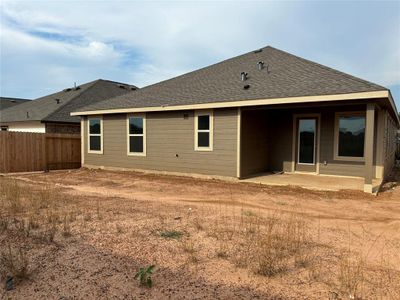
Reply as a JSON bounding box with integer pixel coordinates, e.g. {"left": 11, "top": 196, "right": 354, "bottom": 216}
{"left": 195, "top": 110, "right": 213, "bottom": 151}
{"left": 334, "top": 112, "right": 366, "bottom": 161}
{"left": 127, "top": 114, "right": 146, "bottom": 156}
{"left": 88, "top": 117, "right": 103, "bottom": 154}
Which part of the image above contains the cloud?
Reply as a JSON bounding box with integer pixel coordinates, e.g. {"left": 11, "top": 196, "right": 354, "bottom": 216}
{"left": 0, "top": 0, "right": 399, "bottom": 108}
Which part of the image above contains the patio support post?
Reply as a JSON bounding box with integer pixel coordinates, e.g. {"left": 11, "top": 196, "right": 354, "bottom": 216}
{"left": 375, "top": 109, "right": 385, "bottom": 179}
{"left": 364, "top": 103, "right": 375, "bottom": 193}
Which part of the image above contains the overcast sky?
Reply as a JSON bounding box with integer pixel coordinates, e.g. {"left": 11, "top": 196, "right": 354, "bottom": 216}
{"left": 1, "top": 0, "right": 399, "bottom": 110}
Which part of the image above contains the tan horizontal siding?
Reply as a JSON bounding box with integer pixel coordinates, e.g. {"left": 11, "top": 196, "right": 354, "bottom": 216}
{"left": 84, "top": 109, "right": 237, "bottom": 177}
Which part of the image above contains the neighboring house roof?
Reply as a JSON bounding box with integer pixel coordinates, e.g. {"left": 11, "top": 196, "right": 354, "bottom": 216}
{"left": 0, "top": 79, "right": 137, "bottom": 123}
{"left": 73, "top": 46, "right": 388, "bottom": 114}
{"left": 0, "top": 97, "right": 31, "bottom": 110}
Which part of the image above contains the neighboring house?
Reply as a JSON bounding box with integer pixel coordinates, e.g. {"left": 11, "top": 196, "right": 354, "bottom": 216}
{"left": 0, "top": 79, "right": 137, "bottom": 133}
{"left": 0, "top": 97, "right": 31, "bottom": 131}
{"left": 0, "top": 97, "right": 31, "bottom": 110}
{"left": 71, "top": 46, "right": 400, "bottom": 193}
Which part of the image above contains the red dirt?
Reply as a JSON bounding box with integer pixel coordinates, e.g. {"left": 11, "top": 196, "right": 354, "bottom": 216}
{"left": 0, "top": 168, "right": 399, "bottom": 299}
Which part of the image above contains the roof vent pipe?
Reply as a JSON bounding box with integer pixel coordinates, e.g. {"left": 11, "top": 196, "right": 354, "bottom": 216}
{"left": 257, "top": 61, "right": 264, "bottom": 70}
{"left": 241, "top": 72, "right": 248, "bottom": 81}
{"left": 55, "top": 98, "right": 60, "bottom": 104}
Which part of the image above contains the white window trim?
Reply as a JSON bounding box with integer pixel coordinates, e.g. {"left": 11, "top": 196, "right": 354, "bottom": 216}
{"left": 334, "top": 111, "right": 366, "bottom": 162}
{"left": 127, "top": 113, "right": 146, "bottom": 156}
{"left": 87, "top": 116, "right": 103, "bottom": 154}
{"left": 194, "top": 110, "right": 213, "bottom": 151}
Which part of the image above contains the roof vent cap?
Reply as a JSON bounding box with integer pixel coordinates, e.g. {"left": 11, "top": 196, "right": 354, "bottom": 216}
{"left": 55, "top": 98, "right": 60, "bottom": 104}
{"left": 241, "top": 72, "right": 248, "bottom": 81}
{"left": 257, "top": 61, "right": 264, "bottom": 70}
{"left": 243, "top": 84, "right": 250, "bottom": 90}
{"left": 64, "top": 88, "right": 72, "bottom": 92}
{"left": 26, "top": 111, "right": 30, "bottom": 118}
{"left": 254, "top": 49, "right": 262, "bottom": 53}
{"left": 118, "top": 84, "right": 126, "bottom": 89}
{"left": 130, "top": 87, "right": 137, "bottom": 91}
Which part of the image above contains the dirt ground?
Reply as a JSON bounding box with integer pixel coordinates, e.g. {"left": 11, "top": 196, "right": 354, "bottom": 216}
{"left": 0, "top": 167, "right": 399, "bottom": 299}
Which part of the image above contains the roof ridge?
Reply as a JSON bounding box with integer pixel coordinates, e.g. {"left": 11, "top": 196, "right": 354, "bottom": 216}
{"left": 44, "top": 80, "right": 104, "bottom": 120}
{"left": 267, "top": 46, "right": 387, "bottom": 91}
{"left": 132, "top": 46, "right": 264, "bottom": 93}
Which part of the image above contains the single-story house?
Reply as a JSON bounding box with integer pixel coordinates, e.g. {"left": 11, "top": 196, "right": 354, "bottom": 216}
{"left": 0, "top": 79, "right": 136, "bottom": 133}
{"left": 71, "top": 46, "right": 400, "bottom": 193}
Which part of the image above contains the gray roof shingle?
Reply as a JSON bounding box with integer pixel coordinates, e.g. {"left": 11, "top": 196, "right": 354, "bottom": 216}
{"left": 0, "top": 79, "right": 136, "bottom": 123}
{"left": 0, "top": 97, "right": 31, "bottom": 110}
{"left": 75, "top": 46, "right": 387, "bottom": 113}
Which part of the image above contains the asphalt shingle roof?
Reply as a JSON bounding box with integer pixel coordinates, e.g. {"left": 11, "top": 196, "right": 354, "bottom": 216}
{"left": 0, "top": 79, "right": 136, "bottom": 123}
{"left": 75, "top": 46, "right": 387, "bottom": 113}
{"left": 0, "top": 97, "right": 31, "bottom": 110}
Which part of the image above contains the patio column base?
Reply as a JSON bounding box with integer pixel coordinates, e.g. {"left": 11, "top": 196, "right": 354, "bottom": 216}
{"left": 364, "top": 184, "right": 373, "bottom": 194}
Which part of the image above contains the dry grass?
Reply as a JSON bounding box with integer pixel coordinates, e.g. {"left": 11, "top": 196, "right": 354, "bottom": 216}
{"left": 0, "top": 245, "right": 29, "bottom": 282}
{"left": 1, "top": 171, "right": 399, "bottom": 299}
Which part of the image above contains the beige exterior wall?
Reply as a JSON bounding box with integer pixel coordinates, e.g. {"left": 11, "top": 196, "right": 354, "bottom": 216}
{"left": 241, "top": 104, "right": 377, "bottom": 178}
{"left": 81, "top": 103, "right": 396, "bottom": 182}
{"left": 240, "top": 110, "right": 269, "bottom": 177}
{"left": 383, "top": 111, "right": 398, "bottom": 177}
{"left": 83, "top": 109, "right": 238, "bottom": 177}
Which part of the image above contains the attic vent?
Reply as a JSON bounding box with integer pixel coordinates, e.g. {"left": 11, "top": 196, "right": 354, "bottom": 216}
{"left": 118, "top": 84, "right": 126, "bottom": 89}
{"left": 254, "top": 49, "right": 262, "bottom": 53}
{"left": 183, "top": 113, "right": 189, "bottom": 119}
{"left": 130, "top": 87, "right": 137, "bottom": 91}
{"left": 241, "top": 72, "right": 248, "bottom": 81}
{"left": 64, "top": 88, "right": 72, "bottom": 92}
{"left": 55, "top": 98, "right": 60, "bottom": 104}
{"left": 257, "top": 61, "right": 264, "bottom": 70}
{"left": 243, "top": 84, "right": 250, "bottom": 90}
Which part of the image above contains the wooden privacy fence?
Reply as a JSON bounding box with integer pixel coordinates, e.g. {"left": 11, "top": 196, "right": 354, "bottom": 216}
{"left": 0, "top": 132, "right": 81, "bottom": 173}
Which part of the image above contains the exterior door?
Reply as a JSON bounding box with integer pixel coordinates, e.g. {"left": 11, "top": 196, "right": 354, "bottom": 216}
{"left": 296, "top": 118, "right": 318, "bottom": 172}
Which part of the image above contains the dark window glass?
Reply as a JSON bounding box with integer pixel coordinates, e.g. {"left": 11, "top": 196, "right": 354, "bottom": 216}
{"left": 198, "top": 132, "right": 209, "bottom": 147}
{"left": 1, "top": 126, "right": 8, "bottom": 131}
{"left": 129, "top": 117, "right": 143, "bottom": 134}
{"left": 90, "top": 136, "right": 101, "bottom": 151}
{"left": 198, "top": 115, "right": 210, "bottom": 130}
{"left": 298, "top": 119, "right": 315, "bottom": 164}
{"left": 338, "top": 116, "right": 365, "bottom": 157}
{"left": 130, "top": 136, "right": 143, "bottom": 153}
{"left": 89, "top": 119, "right": 101, "bottom": 134}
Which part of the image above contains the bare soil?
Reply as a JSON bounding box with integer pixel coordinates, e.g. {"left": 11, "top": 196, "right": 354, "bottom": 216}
{"left": 1, "top": 168, "right": 399, "bottom": 299}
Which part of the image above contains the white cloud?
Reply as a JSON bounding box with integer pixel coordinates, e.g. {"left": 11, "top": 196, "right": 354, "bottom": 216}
{"left": 0, "top": 0, "right": 399, "bottom": 102}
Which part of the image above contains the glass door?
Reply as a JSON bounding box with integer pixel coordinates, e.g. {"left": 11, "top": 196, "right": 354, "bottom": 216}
{"left": 296, "top": 118, "right": 317, "bottom": 172}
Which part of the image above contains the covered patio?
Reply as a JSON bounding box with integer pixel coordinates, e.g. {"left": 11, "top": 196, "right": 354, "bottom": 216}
{"left": 238, "top": 99, "right": 394, "bottom": 193}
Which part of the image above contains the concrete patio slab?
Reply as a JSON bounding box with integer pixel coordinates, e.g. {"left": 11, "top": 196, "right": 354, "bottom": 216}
{"left": 242, "top": 172, "right": 382, "bottom": 192}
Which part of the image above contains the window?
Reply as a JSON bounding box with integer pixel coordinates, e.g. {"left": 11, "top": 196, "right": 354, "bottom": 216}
{"left": 334, "top": 112, "right": 365, "bottom": 161}
{"left": 1, "top": 126, "right": 8, "bottom": 131}
{"left": 127, "top": 114, "right": 146, "bottom": 156}
{"left": 88, "top": 117, "right": 102, "bottom": 154}
{"left": 195, "top": 110, "right": 213, "bottom": 151}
